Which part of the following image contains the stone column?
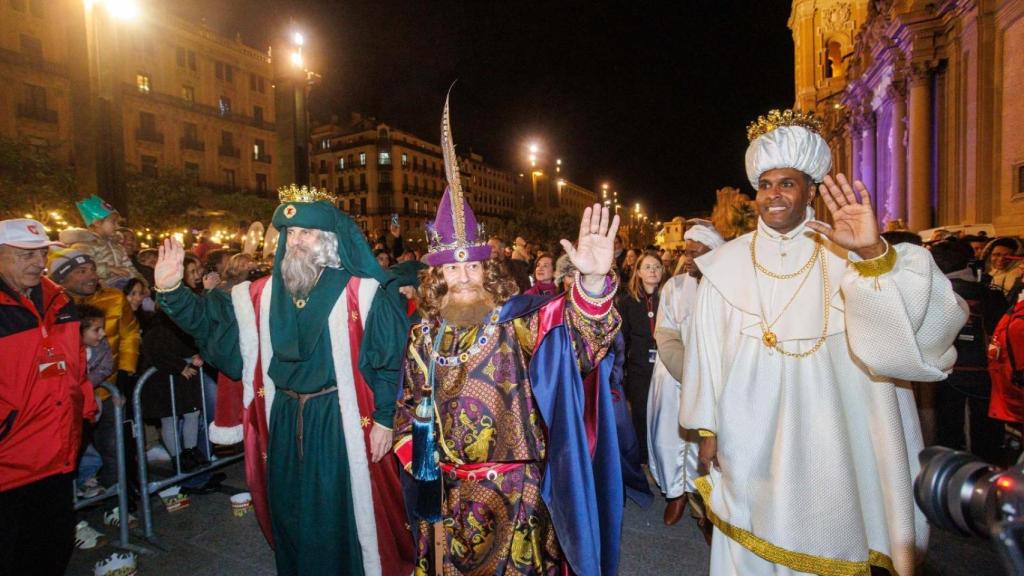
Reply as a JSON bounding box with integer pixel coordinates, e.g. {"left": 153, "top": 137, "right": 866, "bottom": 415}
{"left": 907, "top": 65, "right": 933, "bottom": 231}
{"left": 889, "top": 80, "right": 908, "bottom": 224}
{"left": 850, "top": 117, "right": 863, "bottom": 185}
{"left": 861, "top": 109, "right": 877, "bottom": 200}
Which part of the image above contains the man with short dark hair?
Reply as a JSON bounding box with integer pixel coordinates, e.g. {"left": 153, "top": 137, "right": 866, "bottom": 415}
{"left": 0, "top": 219, "right": 96, "bottom": 576}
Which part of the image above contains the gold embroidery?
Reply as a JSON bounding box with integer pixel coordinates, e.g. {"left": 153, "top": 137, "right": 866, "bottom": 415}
{"left": 694, "top": 476, "right": 898, "bottom": 576}
{"left": 360, "top": 416, "right": 371, "bottom": 428}
{"left": 257, "top": 387, "right": 266, "bottom": 398}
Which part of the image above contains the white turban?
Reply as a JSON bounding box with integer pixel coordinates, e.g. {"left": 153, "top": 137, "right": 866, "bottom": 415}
{"left": 683, "top": 223, "right": 725, "bottom": 250}
{"left": 744, "top": 125, "right": 831, "bottom": 189}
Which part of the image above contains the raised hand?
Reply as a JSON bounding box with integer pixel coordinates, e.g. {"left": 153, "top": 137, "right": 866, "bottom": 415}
{"left": 560, "top": 203, "right": 620, "bottom": 284}
{"left": 806, "top": 174, "right": 886, "bottom": 259}
{"left": 154, "top": 237, "right": 185, "bottom": 290}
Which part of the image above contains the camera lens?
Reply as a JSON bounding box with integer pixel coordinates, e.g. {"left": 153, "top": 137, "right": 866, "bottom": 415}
{"left": 915, "top": 446, "right": 1001, "bottom": 537}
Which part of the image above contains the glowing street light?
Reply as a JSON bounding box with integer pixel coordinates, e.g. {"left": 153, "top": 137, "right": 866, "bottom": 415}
{"left": 290, "top": 50, "right": 304, "bottom": 68}
{"left": 293, "top": 31, "right": 305, "bottom": 46}
{"left": 99, "top": 0, "right": 140, "bottom": 20}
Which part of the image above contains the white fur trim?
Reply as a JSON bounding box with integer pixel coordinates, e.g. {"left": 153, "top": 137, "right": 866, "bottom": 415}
{"left": 329, "top": 282, "right": 382, "bottom": 576}
{"left": 208, "top": 423, "right": 244, "bottom": 445}
{"left": 257, "top": 282, "right": 276, "bottom": 423}
{"left": 358, "top": 277, "right": 378, "bottom": 327}
{"left": 231, "top": 281, "right": 258, "bottom": 408}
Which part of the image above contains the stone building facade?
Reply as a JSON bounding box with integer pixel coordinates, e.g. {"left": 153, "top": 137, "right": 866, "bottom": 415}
{"left": 791, "top": 0, "right": 1024, "bottom": 235}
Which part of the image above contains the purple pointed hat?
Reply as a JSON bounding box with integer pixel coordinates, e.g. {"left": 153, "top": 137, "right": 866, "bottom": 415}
{"left": 425, "top": 91, "right": 491, "bottom": 266}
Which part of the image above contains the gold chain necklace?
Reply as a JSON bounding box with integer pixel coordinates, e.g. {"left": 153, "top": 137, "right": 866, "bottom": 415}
{"left": 750, "top": 232, "right": 831, "bottom": 358}
{"left": 750, "top": 229, "right": 819, "bottom": 280}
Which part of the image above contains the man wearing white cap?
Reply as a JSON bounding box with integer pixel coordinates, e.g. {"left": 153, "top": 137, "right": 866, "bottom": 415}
{"left": 648, "top": 220, "right": 724, "bottom": 528}
{"left": 0, "top": 219, "right": 97, "bottom": 575}
{"left": 680, "top": 110, "right": 967, "bottom": 575}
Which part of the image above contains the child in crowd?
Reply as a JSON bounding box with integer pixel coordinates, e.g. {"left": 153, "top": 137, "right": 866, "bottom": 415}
{"left": 74, "top": 304, "right": 113, "bottom": 550}
{"left": 59, "top": 195, "right": 139, "bottom": 288}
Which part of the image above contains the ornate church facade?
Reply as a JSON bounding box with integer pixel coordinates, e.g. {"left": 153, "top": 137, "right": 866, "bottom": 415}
{"left": 791, "top": 0, "right": 1024, "bottom": 235}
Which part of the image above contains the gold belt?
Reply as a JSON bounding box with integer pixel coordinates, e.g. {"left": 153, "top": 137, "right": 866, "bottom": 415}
{"left": 279, "top": 386, "right": 338, "bottom": 461}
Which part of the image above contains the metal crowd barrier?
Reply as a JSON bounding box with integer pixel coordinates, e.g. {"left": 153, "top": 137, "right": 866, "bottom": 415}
{"left": 73, "top": 381, "right": 148, "bottom": 554}
{"left": 132, "top": 367, "right": 243, "bottom": 545}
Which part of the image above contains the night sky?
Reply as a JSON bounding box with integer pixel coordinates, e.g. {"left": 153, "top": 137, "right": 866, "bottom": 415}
{"left": 172, "top": 0, "right": 796, "bottom": 220}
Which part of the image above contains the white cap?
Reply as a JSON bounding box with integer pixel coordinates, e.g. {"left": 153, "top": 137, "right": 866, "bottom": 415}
{"left": 0, "top": 219, "right": 64, "bottom": 249}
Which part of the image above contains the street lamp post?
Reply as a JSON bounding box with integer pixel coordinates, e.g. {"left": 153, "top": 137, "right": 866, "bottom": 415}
{"left": 80, "top": 0, "right": 140, "bottom": 209}
{"left": 275, "top": 27, "right": 315, "bottom": 188}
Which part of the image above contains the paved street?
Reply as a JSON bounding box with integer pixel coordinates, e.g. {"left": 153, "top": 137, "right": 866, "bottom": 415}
{"left": 68, "top": 461, "right": 1005, "bottom": 575}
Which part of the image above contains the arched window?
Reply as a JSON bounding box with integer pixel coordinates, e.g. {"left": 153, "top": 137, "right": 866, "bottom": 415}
{"left": 824, "top": 39, "right": 845, "bottom": 79}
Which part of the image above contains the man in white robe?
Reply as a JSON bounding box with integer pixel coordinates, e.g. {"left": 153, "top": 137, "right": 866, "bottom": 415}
{"left": 680, "top": 110, "right": 967, "bottom": 576}
{"left": 648, "top": 221, "right": 724, "bottom": 528}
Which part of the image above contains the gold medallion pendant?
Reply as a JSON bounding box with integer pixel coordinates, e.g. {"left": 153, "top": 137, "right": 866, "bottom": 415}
{"left": 294, "top": 298, "right": 307, "bottom": 309}
{"left": 762, "top": 330, "right": 778, "bottom": 349}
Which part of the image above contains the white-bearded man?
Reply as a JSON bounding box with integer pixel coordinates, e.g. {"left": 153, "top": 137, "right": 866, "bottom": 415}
{"left": 152, "top": 187, "right": 414, "bottom": 575}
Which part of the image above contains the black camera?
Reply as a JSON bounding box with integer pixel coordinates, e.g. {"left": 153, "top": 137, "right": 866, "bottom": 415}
{"left": 915, "top": 446, "right": 1024, "bottom": 574}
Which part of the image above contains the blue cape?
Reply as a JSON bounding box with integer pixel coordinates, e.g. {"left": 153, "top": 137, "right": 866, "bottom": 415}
{"left": 500, "top": 294, "right": 624, "bottom": 576}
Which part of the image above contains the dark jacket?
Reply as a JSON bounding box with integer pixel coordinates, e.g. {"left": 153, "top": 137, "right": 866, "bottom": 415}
{"left": 616, "top": 290, "right": 660, "bottom": 386}
{"left": 139, "top": 310, "right": 203, "bottom": 417}
{"left": 0, "top": 277, "right": 97, "bottom": 491}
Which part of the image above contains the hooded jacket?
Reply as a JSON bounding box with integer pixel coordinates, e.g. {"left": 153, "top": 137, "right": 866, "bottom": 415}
{"left": 59, "top": 227, "right": 139, "bottom": 283}
{"left": 0, "top": 277, "right": 98, "bottom": 491}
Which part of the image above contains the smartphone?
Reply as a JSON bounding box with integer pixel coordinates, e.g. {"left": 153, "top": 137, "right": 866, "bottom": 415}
{"left": 391, "top": 213, "right": 400, "bottom": 227}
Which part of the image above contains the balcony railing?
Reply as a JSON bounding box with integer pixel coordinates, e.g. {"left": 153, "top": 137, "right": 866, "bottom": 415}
{"left": 253, "top": 153, "right": 272, "bottom": 164}
{"left": 16, "top": 103, "right": 58, "bottom": 123}
{"left": 180, "top": 138, "right": 205, "bottom": 152}
{"left": 123, "top": 84, "right": 276, "bottom": 131}
{"left": 135, "top": 129, "right": 164, "bottom": 144}
{"left": 218, "top": 145, "right": 240, "bottom": 158}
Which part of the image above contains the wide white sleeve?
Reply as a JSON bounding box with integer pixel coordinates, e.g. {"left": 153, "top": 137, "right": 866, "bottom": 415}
{"left": 678, "top": 278, "right": 723, "bottom": 432}
{"left": 655, "top": 279, "right": 685, "bottom": 382}
{"left": 841, "top": 243, "right": 967, "bottom": 382}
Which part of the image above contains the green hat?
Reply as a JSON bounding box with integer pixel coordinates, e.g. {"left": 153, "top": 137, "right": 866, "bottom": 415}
{"left": 75, "top": 195, "right": 118, "bottom": 227}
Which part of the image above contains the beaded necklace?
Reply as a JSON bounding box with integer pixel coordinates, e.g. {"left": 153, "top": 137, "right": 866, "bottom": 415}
{"left": 419, "top": 305, "right": 503, "bottom": 367}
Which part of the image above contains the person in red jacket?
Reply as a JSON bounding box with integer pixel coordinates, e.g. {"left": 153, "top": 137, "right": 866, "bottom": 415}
{"left": 0, "top": 218, "right": 97, "bottom": 576}
{"left": 990, "top": 293, "right": 1024, "bottom": 428}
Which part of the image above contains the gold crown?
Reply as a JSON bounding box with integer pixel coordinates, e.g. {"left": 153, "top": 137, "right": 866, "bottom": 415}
{"left": 277, "top": 184, "right": 337, "bottom": 204}
{"left": 746, "top": 109, "right": 823, "bottom": 142}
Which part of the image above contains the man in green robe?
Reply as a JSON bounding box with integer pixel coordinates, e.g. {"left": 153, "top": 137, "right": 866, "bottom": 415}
{"left": 152, "top": 185, "right": 414, "bottom": 576}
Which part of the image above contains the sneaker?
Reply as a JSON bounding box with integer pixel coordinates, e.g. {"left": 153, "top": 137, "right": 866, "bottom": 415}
{"left": 102, "top": 507, "right": 138, "bottom": 529}
{"left": 145, "top": 444, "right": 171, "bottom": 464}
{"left": 78, "top": 477, "right": 104, "bottom": 499}
{"left": 75, "top": 520, "right": 106, "bottom": 550}
{"left": 93, "top": 551, "right": 137, "bottom": 576}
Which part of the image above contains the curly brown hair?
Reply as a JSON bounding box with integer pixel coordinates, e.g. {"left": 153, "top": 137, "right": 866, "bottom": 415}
{"left": 417, "top": 259, "right": 520, "bottom": 322}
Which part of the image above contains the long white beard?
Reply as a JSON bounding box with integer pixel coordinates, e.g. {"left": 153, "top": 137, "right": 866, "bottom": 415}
{"left": 280, "top": 247, "right": 321, "bottom": 300}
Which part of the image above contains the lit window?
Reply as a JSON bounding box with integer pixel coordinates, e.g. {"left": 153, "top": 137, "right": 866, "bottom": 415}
{"left": 338, "top": 157, "right": 345, "bottom": 170}
{"left": 136, "top": 73, "right": 151, "bottom": 94}
{"left": 219, "top": 96, "right": 231, "bottom": 116}
{"left": 181, "top": 86, "right": 194, "bottom": 104}
{"left": 359, "top": 152, "right": 366, "bottom": 166}
{"left": 379, "top": 152, "right": 390, "bottom": 165}
{"left": 401, "top": 153, "right": 408, "bottom": 167}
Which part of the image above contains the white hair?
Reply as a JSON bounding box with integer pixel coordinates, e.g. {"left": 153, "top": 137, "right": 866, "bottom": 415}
{"left": 280, "top": 229, "right": 341, "bottom": 299}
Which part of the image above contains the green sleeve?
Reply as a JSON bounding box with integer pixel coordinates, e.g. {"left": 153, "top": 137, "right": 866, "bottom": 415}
{"left": 358, "top": 282, "right": 410, "bottom": 427}
{"left": 157, "top": 286, "right": 243, "bottom": 381}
